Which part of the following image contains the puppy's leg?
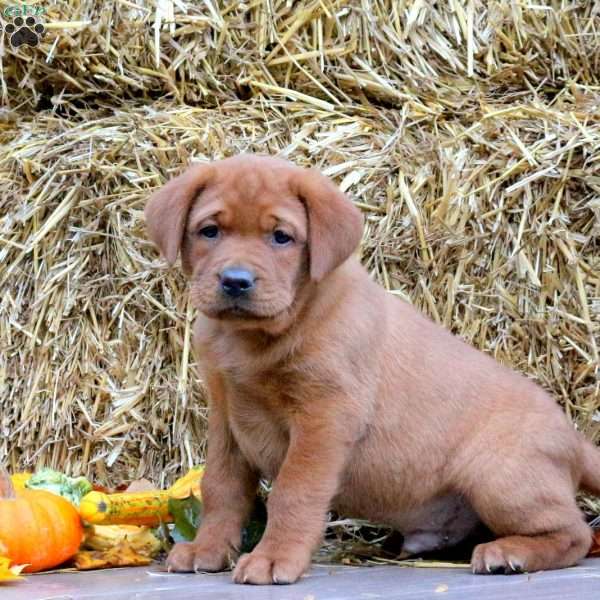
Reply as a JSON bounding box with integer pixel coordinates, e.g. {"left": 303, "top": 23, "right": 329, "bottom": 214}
{"left": 467, "top": 465, "right": 591, "bottom": 574}
{"left": 167, "top": 375, "right": 258, "bottom": 573}
{"left": 233, "top": 412, "right": 357, "bottom": 585}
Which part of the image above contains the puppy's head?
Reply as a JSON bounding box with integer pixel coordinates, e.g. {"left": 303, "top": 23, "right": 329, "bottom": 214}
{"left": 145, "top": 155, "right": 363, "bottom": 325}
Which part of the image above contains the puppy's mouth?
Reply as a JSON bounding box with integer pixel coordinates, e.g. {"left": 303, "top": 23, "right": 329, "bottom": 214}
{"left": 216, "top": 303, "right": 271, "bottom": 320}
{"left": 198, "top": 298, "right": 284, "bottom": 322}
{"left": 189, "top": 280, "right": 291, "bottom": 322}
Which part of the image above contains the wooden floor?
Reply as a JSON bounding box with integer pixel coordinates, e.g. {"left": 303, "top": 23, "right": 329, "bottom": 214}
{"left": 5, "top": 559, "right": 600, "bottom": 600}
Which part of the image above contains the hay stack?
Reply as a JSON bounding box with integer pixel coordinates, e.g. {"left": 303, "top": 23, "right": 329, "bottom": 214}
{"left": 0, "top": 1, "right": 598, "bottom": 492}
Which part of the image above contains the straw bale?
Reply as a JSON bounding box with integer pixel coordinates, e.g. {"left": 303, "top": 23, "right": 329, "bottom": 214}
{"left": 0, "top": 1, "right": 598, "bottom": 110}
{"left": 0, "top": 1, "right": 599, "bottom": 498}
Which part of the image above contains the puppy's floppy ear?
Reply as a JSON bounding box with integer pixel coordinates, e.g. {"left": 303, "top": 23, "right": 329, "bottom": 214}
{"left": 294, "top": 168, "right": 364, "bottom": 281}
{"left": 144, "top": 164, "right": 213, "bottom": 265}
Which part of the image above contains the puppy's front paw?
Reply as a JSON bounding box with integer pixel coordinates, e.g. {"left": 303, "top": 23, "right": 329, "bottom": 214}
{"left": 167, "top": 541, "right": 231, "bottom": 573}
{"left": 232, "top": 548, "right": 309, "bottom": 585}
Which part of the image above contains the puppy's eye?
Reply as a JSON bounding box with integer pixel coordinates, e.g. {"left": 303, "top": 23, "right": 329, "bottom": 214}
{"left": 199, "top": 225, "right": 219, "bottom": 239}
{"left": 272, "top": 230, "right": 293, "bottom": 245}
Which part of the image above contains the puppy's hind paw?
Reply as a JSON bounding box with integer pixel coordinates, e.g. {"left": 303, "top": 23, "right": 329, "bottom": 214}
{"left": 471, "top": 541, "right": 525, "bottom": 575}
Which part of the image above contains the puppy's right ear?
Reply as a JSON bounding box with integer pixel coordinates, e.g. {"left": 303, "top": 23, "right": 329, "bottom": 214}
{"left": 144, "top": 164, "right": 213, "bottom": 265}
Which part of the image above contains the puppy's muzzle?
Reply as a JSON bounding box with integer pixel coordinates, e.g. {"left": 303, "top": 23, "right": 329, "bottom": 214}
{"left": 220, "top": 267, "right": 255, "bottom": 298}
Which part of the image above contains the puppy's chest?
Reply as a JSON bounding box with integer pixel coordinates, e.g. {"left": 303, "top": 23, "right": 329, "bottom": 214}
{"left": 225, "top": 369, "right": 294, "bottom": 480}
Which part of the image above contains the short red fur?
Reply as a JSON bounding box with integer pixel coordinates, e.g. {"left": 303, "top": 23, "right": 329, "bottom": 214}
{"left": 145, "top": 154, "right": 600, "bottom": 584}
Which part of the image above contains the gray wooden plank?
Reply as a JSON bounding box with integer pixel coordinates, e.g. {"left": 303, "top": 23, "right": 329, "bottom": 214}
{"left": 4, "top": 559, "right": 600, "bottom": 600}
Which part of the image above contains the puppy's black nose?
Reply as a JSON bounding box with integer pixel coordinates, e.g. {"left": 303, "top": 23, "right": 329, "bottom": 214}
{"left": 220, "top": 267, "right": 255, "bottom": 298}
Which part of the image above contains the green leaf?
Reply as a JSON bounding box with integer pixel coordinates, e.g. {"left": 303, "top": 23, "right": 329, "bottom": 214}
{"left": 240, "top": 498, "right": 267, "bottom": 553}
{"left": 168, "top": 494, "right": 202, "bottom": 541}
{"left": 153, "top": 523, "right": 175, "bottom": 552}
{"left": 167, "top": 494, "right": 267, "bottom": 551}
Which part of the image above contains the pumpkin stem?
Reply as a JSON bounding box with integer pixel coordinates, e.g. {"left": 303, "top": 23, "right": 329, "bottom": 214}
{"left": 0, "top": 467, "right": 16, "bottom": 499}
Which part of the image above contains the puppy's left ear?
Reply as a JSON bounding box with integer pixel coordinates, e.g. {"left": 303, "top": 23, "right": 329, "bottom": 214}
{"left": 294, "top": 169, "right": 364, "bottom": 282}
{"left": 144, "top": 164, "right": 213, "bottom": 265}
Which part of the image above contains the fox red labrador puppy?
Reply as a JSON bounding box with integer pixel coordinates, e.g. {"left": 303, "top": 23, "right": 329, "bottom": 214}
{"left": 145, "top": 154, "right": 600, "bottom": 584}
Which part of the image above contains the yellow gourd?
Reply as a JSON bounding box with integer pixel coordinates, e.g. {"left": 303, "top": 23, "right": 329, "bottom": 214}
{"left": 79, "top": 467, "right": 204, "bottom": 526}
{"left": 168, "top": 466, "right": 203, "bottom": 499}
{"left": 10, "top": 473, "right": 32, "bottom": 491}
{"left": 79, "top": 489, "right": 171, "bottom": 526}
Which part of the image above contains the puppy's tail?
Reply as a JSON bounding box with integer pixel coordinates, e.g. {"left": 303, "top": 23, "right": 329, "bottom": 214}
{"left": 580, "top": 438, "right": 600, "bottom": 496}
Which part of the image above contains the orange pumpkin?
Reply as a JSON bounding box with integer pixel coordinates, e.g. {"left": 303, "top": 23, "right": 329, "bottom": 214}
{"left": 0, "top": 468, "right": 83, "bottom": 572}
